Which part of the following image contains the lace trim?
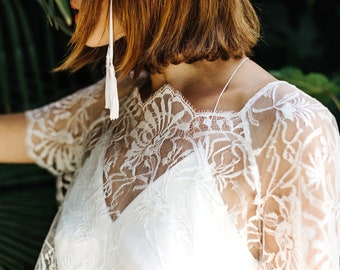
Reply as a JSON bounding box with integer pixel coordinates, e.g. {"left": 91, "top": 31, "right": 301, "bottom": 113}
{"left": 27, "top": 79, "right": 339, "bottom": 269}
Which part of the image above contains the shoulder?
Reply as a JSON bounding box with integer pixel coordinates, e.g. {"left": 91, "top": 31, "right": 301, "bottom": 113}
{"left": 247, "top": 80, "right": 336, "bottom": 128}
{"left": 225, "top": 60, "right": 333, "bottom": 124}
{"left": 246, "top": 80, "right": 339, "bottom": 156}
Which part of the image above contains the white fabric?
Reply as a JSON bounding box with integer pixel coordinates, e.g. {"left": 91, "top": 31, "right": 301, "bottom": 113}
{"left": 26, "top": 78, "right": 340, "bottom": 269}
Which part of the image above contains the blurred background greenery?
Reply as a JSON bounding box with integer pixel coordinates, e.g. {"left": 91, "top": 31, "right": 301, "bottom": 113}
{"left": 0, "top": 0, "right": 339, "bottom": 269}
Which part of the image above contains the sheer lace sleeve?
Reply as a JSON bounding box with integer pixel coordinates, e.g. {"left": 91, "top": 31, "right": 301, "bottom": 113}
{"left": 250, "top": 83, "right": 340, "bottom": 269}
{"left": 25, "top": 79, "right": 110, "bottom": 203}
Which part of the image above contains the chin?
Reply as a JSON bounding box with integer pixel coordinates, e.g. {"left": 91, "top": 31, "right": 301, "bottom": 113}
{"left": 85, "top": 39, "right": 109, "bottom": 48}
{"left": 87, "top": 33, "right": 125, "bottom": 48}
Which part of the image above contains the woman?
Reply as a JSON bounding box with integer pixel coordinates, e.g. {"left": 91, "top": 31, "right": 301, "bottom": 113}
{"left": 0, "top": 0, "right": 339, "bottom": 269}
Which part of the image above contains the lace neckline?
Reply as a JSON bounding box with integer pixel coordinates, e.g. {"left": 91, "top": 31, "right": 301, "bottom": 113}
{"left": 128, "top": 80, "right": 285, "bottom": 116}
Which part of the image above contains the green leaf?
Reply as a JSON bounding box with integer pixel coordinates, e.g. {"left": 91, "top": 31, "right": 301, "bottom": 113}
{"left": 0, "top": 164, "right": 57, "bottom": 269}
{"left": 2, "top": 0, "right": 30, "bottom": 109}
{"left": 305, "top": 73, "right": 329, "bottom": 89}
{"left": 35, "top": 0, "right": 73, "bottom": 35}
{"left": 55, "top": 0, "right": 72, "bottom": 26}
{"left": 0, "top": 22, "right": 11, "bottom": 113}
{"left": 270, "top": 66, "right": 340, "bottom": 114}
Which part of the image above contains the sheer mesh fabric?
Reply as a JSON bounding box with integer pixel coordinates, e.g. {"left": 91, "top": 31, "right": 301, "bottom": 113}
{"left": 26, "top": 79, "right": 340, "bottom": 269}
{"left": 26, "top": 79, "right": 111, "bottom": 203}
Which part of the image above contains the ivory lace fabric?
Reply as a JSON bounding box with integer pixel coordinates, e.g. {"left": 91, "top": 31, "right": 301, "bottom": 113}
{"left": 25, "top": 78, "right": 340, "bottom": 269}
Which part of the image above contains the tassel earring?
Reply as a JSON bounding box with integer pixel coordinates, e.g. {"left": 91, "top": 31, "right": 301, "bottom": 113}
{"left": 105, "top": 0, "right": 119, "bottom": 120}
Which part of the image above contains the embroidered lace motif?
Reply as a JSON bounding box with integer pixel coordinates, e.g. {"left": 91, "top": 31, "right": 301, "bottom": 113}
{"left": 26, "top": 79, "right": 111, "bottom": 203}
{"left": 26, "top": 79, "right": 340, "bottom": 269}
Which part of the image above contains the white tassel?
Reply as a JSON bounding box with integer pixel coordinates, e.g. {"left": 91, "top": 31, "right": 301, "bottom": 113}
{"left": 105, "top": 0, "right": 119, "bottom": 120}
{"left": 105, "top": 58, "right": 119, "bottom": 120}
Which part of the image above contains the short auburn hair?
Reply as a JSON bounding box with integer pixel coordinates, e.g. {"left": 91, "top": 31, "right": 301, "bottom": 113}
{"left": 59, "top": 0, "right": 260, "bottom": 77}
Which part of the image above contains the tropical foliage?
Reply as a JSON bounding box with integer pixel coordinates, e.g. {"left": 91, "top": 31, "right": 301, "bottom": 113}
{"left": 36, "top": 0, "right": 73, "bottom": 34}
{"left": 271, "top": 67, "right": 340, "bottom": 114}
{"left": 0, "top": 1, "right": 100, "bottom": 269}
{"left": 0, "top": 0, "right": 339, "bottom": 269}
{"left": 254, "top": 0, "right": 340, "bottom": 121}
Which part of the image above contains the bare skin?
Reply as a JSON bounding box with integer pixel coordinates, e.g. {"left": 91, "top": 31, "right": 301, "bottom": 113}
{"left": 0, "top": 113, "right": 31, "bottom": 163}
{"left": 150, "top": 58, "right": 277, "bottom": 112}
{"left": 71, "top": 0, "right": 277, "bottom": 113}
{"left": 0, "top": 0, "right": 276, "bottom": 164}
{"left": 0, "top": 76, "right": 133, "bottom": 164}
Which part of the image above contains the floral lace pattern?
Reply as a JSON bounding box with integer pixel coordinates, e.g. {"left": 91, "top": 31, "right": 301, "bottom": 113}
{"left": 26, "top": 79, "right": 340, "bottom": 269}
{"left": 26, "top": 79, "right": 110, "bottom": 203}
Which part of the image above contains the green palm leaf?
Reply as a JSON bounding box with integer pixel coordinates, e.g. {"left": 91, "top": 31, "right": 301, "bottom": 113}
{"left": 0, "top": 0, "right": 101, "bottom": 268}
{"left": 0, "top": 164, "right": 57, "bottom": 269}
{"left": 35, "top": 0, "right": 73, "bottom": 35}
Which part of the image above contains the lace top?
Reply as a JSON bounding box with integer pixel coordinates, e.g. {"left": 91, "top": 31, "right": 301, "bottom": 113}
{"left": 26, "top": 78, "right": 340, "bottom": 269}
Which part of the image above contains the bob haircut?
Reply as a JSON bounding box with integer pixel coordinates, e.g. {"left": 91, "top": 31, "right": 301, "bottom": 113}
{"left": 58, "top": 0, "right": 260, "bottom": 77}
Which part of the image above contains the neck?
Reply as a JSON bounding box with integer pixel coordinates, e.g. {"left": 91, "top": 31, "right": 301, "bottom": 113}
{"left": 150, "top": 57, "right": 247, "bottom": 97}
